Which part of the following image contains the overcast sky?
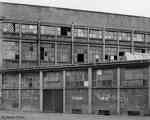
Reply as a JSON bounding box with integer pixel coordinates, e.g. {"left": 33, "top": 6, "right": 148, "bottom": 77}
{"left": 0, "top": 0, "right": 150, "bottom": 17}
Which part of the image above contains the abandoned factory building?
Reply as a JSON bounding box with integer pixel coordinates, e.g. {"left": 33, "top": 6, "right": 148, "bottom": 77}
{"left": 0, "top": 2, "right": 150, "bottom": 116}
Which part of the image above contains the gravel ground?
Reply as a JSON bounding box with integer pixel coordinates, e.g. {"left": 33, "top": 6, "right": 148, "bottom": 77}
{"left": 0, "top": 111, "right": 150, "bottom": 120}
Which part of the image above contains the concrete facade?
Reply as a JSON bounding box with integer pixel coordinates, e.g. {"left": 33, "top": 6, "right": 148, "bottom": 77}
{"left": 0, "top": 2, "right": 150, "bottom": 116}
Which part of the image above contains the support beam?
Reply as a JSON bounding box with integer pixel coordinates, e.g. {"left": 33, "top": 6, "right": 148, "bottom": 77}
{"left": 0, "top": 73, "right": 2, "bottom": 105}
{"left": 131, "top": 30, "right": 134, "bottom": 53}
{"left": 71, "top": 23, "right": 74, "bottom": 64}
{"left": 63, "top": 70, "right": 66, "bottom": 113}
{"left": 40, "top": 71, "right": 43, "bottom": 112}
{"left": 87, "top": 27, "right": 90, "bottom": 64}
{"left": 102, "top": 27, "right": 105, "bottom": 62}
{"left": 18, "top": 73, "right": 21, "bottom": 111}
{"left": 117, "top": 32, "right": 120, "bottom": 61}
{"left": 19, "top": 23, "right": 22, "bottom": 66}
{"left": 148, "top": 65, "right": 150, "bottom": 111}
{"left": 117, "top": 67, "right": 120, "bottom": 114}
{"left": 55, "top": 28, "right": 58, "bottom": 64}
{"left": 37, "top": 21, "right": 41, "bottom": 65}
{"left": 88, "top": 67, "right": 92, "bottom": 114}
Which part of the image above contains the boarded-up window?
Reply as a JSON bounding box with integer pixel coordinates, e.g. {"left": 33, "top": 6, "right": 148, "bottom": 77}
{"left": 122, "top": 68, "right": 147, "bottom": 87}
{"left": 92, "top": 69, "right": 114, "bottom": 88}
{"left": 3, "top": 41, "right": 19, "bottom": 60}
{"left": 89, "top": 46, "right": 102, "bottom": 63}
{"left": 66, "top": 71, "right": 88, "bottom": 88}
{"left": 22, "top": 42, "right": 37, "bottom": 61}
{"left": 57, "top": 44, "right": 71, "bottom": 63}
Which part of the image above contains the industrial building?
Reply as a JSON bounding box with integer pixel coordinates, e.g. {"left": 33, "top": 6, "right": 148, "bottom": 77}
{"left": 0, "top": 2, "right": 150, "bottom": 115}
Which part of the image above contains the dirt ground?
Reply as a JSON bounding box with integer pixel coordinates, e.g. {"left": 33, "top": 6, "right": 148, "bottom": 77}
{"left": 0, "top": 111, "right": 150, "bottom": 120}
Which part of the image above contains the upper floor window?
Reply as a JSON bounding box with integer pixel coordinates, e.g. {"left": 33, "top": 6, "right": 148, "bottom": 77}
{"left": 2, "top": 23, "right": 19, "bottom": 33}
{"left": 40, "top": 25, "right": 61, "bottom": 36}
{"left": 118, "top": 32, "right": 131, "bottom": 41}
{"left": 105, "top": 31, "right": 117, "bottom": 40}
{"left": 74, "top": 28, "right": 88, "bottom": 38}
{"left": 145, "top": 34, "right": 150, "bottom": 42}
{"left": 21, "top": 24, "right": 37, "bottom": 34}
{"left": 89, "top": 29, "right": 102, "bottom": 39}
{"left": 133, "top": 33, "right": 144, "bottom": 42}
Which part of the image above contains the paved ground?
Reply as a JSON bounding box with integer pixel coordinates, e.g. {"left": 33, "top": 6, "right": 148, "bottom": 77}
{"left": 0, "top": 111, "right": 150, "bottom": 120}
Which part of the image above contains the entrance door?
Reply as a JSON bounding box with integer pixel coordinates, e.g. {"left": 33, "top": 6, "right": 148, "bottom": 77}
{"left": 43, "top": 89, "right": 63, "bottom": 113}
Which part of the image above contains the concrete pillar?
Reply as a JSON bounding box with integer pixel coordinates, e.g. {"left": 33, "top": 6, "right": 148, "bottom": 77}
{"left": 117, "top": 67, "right": 120, "bottom": 114}
{"left": 55, "top": 28, "right": 58, "bottom": 64}
{"left": 40, "top": 71, "right": 43, "bottom": 112}
{"left": 87, "top": 27, "right": 90, "bottom": 64}
{"left": 0, "top": 73, "right": 2, "bottom": 104}
{"left": 148, "top": 65, "right": 150, "bottom": 110}
{"left": 131, "top": 30, "right": 134, "bottom": 53}
{"left": 102, "top": 27, "right": 105, "bottom": 62}
{"left": 63, "top": 70, "right": 66, "bottom": 113}
{"left": 18, "top": 73, "right": 21, "bottom": 110}
{"left": 88, "top": 68, "right": 92, "bottom": 114}
{"left": 71, "top": 23, "right": 74, "bottom": 64}
{"left": 117, "top": 32, "right": 120, "bottom": 61}
{"left": 37, "top": 21, "right": 41, "bottom": 65}
{"left": 19, "top": 23, "right": 22, "bottom": 66}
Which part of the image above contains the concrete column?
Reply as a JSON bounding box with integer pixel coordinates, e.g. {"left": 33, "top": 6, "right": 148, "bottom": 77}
{"left": 19, "top": 23, "right": 22, "bottom": 66}
{"left": 37, "top": 21, "right": 41, "bottom": 65}
{"left": 131, "top": 30, "right": 134, "bottom": 53}
{"left": 63, "top": 70, "right": 66, "bottom": 113}
{"left": 117, "top": 67, "right": 120, "bottom": 114}
{"left": 88, "top": 68, "right": 92, "bottom": 114}
{"left": 18, "top": 73, "right": 21, "bottom": 111}
{"left": 55, "top": 42, "right": 57, "bottom": 64}
{"left": 71, "top": 23, "right": 74, "bottom": 64}
{"left": 0, "top": 73, "right": 2, "bottom": 104}
{"left": 87, "top": 27, "right": 90, "bottom": 64}
{"left": 40, "top": 71, "right": 43, "bottom": 112}
{"left": 102, "top": 27, "right": 105, "bottom": 62}
{"left": 117, "top": 32, "right": 120, "bottom": 61}
{"left": 148, "top": 65, "right": 150, "bottom": 110}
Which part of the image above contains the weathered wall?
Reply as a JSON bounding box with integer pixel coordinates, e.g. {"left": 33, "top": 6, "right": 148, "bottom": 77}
{"left": 1, "top": 2, "right": 150, "bottom": 32}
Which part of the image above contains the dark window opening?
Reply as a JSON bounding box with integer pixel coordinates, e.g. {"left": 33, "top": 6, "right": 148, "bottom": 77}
{"left": 143, "top": 80, "right": 147, "bottom": 87}
{"left": 96, "top": 58, "right": 99, "bottom": 62}
{"left": 77, "top": 54, "right": 84, "bottom": 63}
{"left": 105, "top": 55, "right": 109, "bottom": 60}
{"left": 61, "top": 27, "right": 71, "bottom": 36}
{"left": 51, "top": 43, "right": 55, "bottom": 48}
{"left": 29, "top": 45, "right": 34, "bottom": 52}
{"left": 114, "top": 56, "right": 117, "bottom": 60}
{"left": 128, "top": 111, "right": 140, "bottom": 116}
{"left": 97, "top": 110, "right": 110, "bottom": 115}
{"left": 119, "top": 52, "right": 125, "bottom": 56}
{"left": 72, "top": 109, "right": 82, "bottom": 114}
{"left": 15, "top": 54, "right": 19, "bottom": 60}
{"left": 141, "top": 49, "right": 145, "bottom": 53}
{"left": 28, "top": 78, "right": 33, "bottom": 88}
{"left": 102, "top": 80, "right": 112, "bottom": 87}
{"left": 45, "top": 51, "right": 48, "bottom": 56}
{"left": 40, "top": 47, "right": 44, "bottom": 60}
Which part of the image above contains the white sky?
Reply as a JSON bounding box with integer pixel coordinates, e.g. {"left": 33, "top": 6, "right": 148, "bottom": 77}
{"left": 0, "top": 0, "right": 150, "bottom": 17}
